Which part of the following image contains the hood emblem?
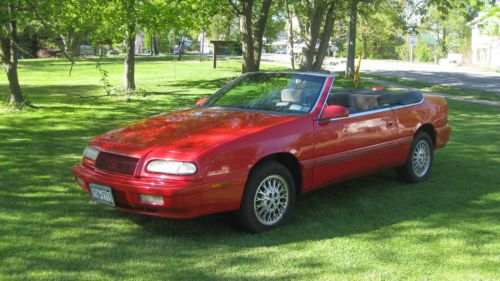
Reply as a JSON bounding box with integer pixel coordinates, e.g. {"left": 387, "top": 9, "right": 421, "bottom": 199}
{"left": 110, "top": 159, "right": 118, "bottom": 168}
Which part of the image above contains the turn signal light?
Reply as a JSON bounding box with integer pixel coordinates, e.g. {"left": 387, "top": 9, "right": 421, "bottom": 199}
{"left": 75, "top": 177, "right": 86, "bottom": 187}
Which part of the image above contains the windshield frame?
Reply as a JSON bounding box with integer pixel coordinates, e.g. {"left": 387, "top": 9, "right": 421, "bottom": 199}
{"left": 198, "top": 72, "right": 333, "bottom": 116}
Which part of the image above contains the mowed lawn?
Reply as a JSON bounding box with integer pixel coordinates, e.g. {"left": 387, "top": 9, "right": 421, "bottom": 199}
{"left": 0, "top": 56, "right": 499, "bottom": 281}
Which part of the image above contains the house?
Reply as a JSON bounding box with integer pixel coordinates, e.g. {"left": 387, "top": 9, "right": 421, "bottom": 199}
{"left": 469, "top": 12, "right": 500, "bottom": 68}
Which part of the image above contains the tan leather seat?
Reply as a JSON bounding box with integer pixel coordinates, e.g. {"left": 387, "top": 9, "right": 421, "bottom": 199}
{"left": 281, "top": 89, "right": 303, "bottom": 103}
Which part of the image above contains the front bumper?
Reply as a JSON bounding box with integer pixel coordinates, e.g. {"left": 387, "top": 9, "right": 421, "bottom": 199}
{"left": 72, "top": 164, "right": 246, "bottom": 219}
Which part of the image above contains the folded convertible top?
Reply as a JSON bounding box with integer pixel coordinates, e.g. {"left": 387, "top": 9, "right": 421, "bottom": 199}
{"left": 328, "top": 88, "right": 424, "bottom": 112}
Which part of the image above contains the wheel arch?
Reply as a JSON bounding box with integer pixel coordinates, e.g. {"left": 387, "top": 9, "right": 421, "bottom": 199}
{"left": 416, "top": 123, "right": 436, "bottom": 147}
{"left": 248, "top": 152, "right": 303, "bottom": 196}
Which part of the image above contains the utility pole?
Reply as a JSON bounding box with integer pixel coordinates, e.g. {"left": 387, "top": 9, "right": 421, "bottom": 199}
{"left": 410, "top": 40, "right": 414, "bottom": 62}
{"left": 408, "top": 28, "right": 416, "bottom": 63}
{"left": 199, "top": 30, "right": 205, "bottom": 62}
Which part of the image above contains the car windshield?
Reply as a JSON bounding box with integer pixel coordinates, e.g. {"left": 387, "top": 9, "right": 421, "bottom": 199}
{"left": 204, "top": 73, "right": 327, "bottom": 114}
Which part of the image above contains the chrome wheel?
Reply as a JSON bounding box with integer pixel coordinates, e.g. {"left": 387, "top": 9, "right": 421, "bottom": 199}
{"left": 253, "top": 175, "right": 289, "bottom": 226}
{"left": 412, "top": 140, "right": 431, "bottom": 177}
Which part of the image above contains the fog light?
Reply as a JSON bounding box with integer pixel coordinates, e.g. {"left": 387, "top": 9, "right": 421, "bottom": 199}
{"left": 139, "top": 194, "right": 164, "bottom": 205}
{"left": 75, "top": 177, "right": 86, "bottom": 187}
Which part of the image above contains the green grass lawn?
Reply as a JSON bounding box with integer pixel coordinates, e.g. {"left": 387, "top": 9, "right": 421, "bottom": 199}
{"left": 363, "top": 73, "right": 500, "bottom": 102}
{"left": 1, "top": 57, "right": 499, "bottom": 281}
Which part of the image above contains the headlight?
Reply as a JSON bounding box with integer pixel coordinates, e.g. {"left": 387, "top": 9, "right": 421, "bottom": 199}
{"left": 146, "top": 160, "right": 197, "bottom": 175}
{"left": 83, "top": 146, "right": 100, "bottom": 161}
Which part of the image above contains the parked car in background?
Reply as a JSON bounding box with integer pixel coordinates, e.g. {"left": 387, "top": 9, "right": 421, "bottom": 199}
{"left": 274, "top": 46, "right": 287, "bottom": 54}
{"left": 107, "top": 49, "right": 120, "bottom": 56}
{"left": 72, "top": 72, "right": 451, "bottom": 232}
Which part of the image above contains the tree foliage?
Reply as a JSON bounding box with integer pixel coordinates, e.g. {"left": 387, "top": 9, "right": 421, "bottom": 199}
{"left": 358, "top": 0, "right": 406, "bottom": 59}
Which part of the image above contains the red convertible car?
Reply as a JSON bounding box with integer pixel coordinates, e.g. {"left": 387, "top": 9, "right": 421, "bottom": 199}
{"left": 72, "top": 72, "right": 451, "bottom": 232}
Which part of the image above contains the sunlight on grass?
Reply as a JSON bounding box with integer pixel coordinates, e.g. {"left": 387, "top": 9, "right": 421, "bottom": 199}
{"left": 0, "top": 57, "right": 499, "bottom": 280}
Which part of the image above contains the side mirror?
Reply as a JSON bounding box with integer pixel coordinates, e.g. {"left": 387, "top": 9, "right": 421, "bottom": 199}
{"left": 319, "top": 105, "right": 349, "bottom": 121}
{"left": 195, "top": 97, "right": 207, "bottom": 106}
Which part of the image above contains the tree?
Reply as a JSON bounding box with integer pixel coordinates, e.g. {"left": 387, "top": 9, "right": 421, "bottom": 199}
{"left": 95, "top": 0, "right": 141, "bottom": 91}
{"left": 1, "top": 0, "right": 25, "bottom": 108}
{"left": 345, "top": 0, "right": 359, "bottom": 77}
{"left": 207, "top": 13, "right": 237, "bottom": 40}
{"left": 97, "top": 0, "right": 214, "bottom": 90}
{"left": 1, "top": 0, "right": 101, "bottom": 108}
{"left": 287, "top": 0, "right": 343, "bottom": 71}
{"left": 284, "top": 0, "right": 296, "bottom": 69}
{"left": 481, "top": 5, "right": 500, "bottom": 36}
{"left": 416, "top": 0, "right": 491, "bottom": 62}
{"left": 358, "top": 0, "right": 406, "bottom": 59}
{"left": 302, "top": 0, "right": 337, "bottom": 71}
{"left": 28, "top": 0, "right": 106, "bottom": 73}
{"left": 227, "top": 0, "right": 273, "bottom": 72}
{"left": 264, "top": 4, "right": 286, "bottom": 45}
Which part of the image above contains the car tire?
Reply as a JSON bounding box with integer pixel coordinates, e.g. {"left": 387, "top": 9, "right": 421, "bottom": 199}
{"left": 235, "top": 161, "right": 296, "bottom": 233}
{"left": 397, "top": 132, "right": 434, "bottom": 183}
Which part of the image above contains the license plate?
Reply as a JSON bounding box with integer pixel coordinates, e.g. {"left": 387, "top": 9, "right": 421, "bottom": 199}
{"left": 89, "top": 183, "right": 115, "bottom": 206}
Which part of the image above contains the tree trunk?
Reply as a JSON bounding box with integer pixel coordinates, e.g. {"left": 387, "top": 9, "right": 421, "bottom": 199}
{"left": 149, "top": 33, "right": 153, "bottom": 54}
{"left": 252, "top": 0, "right": 272, "bottom": 70}
{"left": 312, "top": 2, "right": 336, "bottom": 71}
{"left": 30, "top": 34, "right": 38, "bottom": 58}
{"left": 302, "top": 4, "right": 325, "bottom": 70}
{"left": 124, "top": 30, "right": 136, "bottom": 91}
{"left": 1, "top": 37, "right": 24, "bottom": 107}
{"left": 177, "top": 38, "right": 184, "bottom": 61}
{"left": 225, "top": 15, "right": 232, "bottom": 40}
{"left": 0, "top": 3, "right": 24, "bottom": 108}
{"left": 123, "top": 0, "right": 136, "bottom": 91}
{"left": 441, "top": 29, "right": 447, "bottom": 55}
{"left": 345, "top": 0, "right": 358, "bottom": 77}
{"left": 240, "top": 0, "right": 256, "bottom": 73}
{"left": 285, "top": 0, "right": 295, "bottom": 70}
{"left": 60, "top": 30, "right": 81, "bottom": 58}
{"left": 153, "top": 34, "right": 159, "bottom": 55}
{"left": 72, "top": 35, "right": 81, "bottom": 57}
{"left": 362, "top": 35, "right": 367, "bottom": 59}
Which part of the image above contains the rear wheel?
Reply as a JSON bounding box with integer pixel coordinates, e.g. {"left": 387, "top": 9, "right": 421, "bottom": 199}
{"left": 235, "top": 161, "right": 296, "bottom": 233}
{"left": 398, "top": 132, "right": 434, "bottom": 183}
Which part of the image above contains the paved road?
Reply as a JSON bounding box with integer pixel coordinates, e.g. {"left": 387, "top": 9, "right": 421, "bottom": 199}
{"left": 261, "top": 54, "right": 500, "bottom": 95}
{"left": 359, "top": 60, "right": 500, "bottom": 95}
{"left": 365, "top": 77, "right": 500, "bottom": 107}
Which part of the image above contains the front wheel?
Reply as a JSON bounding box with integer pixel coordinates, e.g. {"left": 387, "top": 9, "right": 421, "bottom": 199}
{"left": 398, "top": 132, "right": 434, "bottom": 183}
{"left": 235, "top": 161, "right": 296, "bottom": 233}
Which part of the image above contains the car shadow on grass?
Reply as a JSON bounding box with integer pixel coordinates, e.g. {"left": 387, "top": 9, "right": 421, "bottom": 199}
{"left": 123, "top": 99, "right": 500, "bottom": 248}
{"left": 1, "top": 97, "right": 498, "bottom": 280}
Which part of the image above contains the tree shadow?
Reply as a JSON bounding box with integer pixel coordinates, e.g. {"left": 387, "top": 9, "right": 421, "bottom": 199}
{"left": 1, "top": 94, "right": 498, "bottom": 280}
{"left": 166, "top": 76, "right": 237, "bottom": 90}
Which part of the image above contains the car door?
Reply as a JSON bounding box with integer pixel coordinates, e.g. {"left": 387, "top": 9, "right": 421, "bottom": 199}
{"left": 312, "top": 106, "right": 400, "bottom": 189}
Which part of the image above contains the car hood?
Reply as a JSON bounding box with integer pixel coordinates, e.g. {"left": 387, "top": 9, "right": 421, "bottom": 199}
{"left": 91, "top": 108, "right": 299, "bottom": 157}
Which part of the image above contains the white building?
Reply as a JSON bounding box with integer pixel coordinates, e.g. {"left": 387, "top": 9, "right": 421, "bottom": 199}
{"left": 198, "top": 32, "right": 211, "bottom": 54}
{"left": 470, "top": 12, "right": 500, "bottom": 68}
{"left": 135, "top": 30, "right": 146, "bottom": 54}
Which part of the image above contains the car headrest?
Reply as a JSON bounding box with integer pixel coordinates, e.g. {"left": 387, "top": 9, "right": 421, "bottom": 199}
{"left": 281, "top": 89, "right": 303, "bottom": 103}
{"left": 351, "top": 94, "right": 378, "bottom": 111}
